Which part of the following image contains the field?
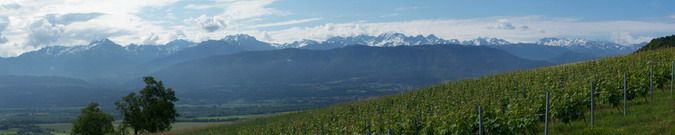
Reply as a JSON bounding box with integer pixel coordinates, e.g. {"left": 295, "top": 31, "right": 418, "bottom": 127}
{"left": 37, "top": 121, "right": 236, "bottom": 135}
{"left": 162, "top": 48, "right": 675, "bottom": 134}
{"left": 0, "top": 112, "right": 286, "bottom": 135}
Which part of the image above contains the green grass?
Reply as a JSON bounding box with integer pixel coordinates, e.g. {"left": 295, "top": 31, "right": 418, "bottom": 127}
{"left": 36, "top": 121, "right": 237, "bottom": 135}
{"left": 31, "top": 113, "right": 286, "bottom": 135}
{"left": 176, "top": 112, "right": 290, "bottom": 122}
{"left": 547, "top": 90, "right": 675, "bottom": 134}
{"left": 164, "top": 91, "right": 675, "bottom": 135}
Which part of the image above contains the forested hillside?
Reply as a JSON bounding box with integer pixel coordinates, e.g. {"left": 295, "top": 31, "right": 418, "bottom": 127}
{"left": 637, "top": 35, "right": 675, "bottom": 52}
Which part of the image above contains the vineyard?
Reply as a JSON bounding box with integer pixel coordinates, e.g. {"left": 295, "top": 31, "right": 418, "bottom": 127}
{"left": 175, "top": 47, "right": 675, "bottom": 135}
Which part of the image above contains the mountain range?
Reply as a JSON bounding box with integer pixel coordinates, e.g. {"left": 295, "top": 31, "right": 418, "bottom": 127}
{"left": 0, "top": 33, "right": 645, "bottom": 107}
{"left": 283, "top": 33, "right": 643, "bottom": 62}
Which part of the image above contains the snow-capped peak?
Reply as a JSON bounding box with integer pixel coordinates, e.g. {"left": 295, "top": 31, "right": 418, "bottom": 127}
{"left": 535, "top": 37, "right": 628, "bottom": 49}
{"left": 536, "top": 38, "right": 592, "bottom": 47}
{"left": 222, "top": 34, "right": 257, "bottom": 42}
{"left": 280, "top": 39, "right": 320, "bottom": 48}
{"left": 90, "top": 38, "right": 116, "bottom": 46}
{"left": 461, "top": 37, "right": 512, "bottom": 46}
{"left": 316, "top": 32, "right": 461, "bottom": 47}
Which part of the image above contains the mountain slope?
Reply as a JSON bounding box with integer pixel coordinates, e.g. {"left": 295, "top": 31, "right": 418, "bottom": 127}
{"left": 139, "top": 35, "right": 276, "bottom": 73}
{"left": 0, "top": 75, "right": 121, "bottom": 107}
{"left": 0, "top": 39, "right": 140, "bottom": 80}
{"left": 485, "top": 44, "right": 571, "bottom": 61}
{"left": 151, "top": 45, "right": 548, "bottom": 104}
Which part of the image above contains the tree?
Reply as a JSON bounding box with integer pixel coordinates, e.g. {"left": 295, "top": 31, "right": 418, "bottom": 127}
{"left": 72, "top": 102, "right": 115, "bottom": 135}
{"left": 116, "top": 76, "right": 179, "bottom": 135}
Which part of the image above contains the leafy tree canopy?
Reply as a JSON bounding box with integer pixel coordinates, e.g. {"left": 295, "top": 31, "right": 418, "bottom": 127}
{"left": 116, "top": 76, "right": 178, "bottom": 135}
{"left": 72, "top": 102, "right": 115, "bottom": 135}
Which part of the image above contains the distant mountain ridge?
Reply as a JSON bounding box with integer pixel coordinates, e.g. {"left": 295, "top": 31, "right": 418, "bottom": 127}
{"left": 278, "top": 33, "right": 642, "bottom": 49}
{"left": 278, "top": 33, "right": 643, "bottom": 63}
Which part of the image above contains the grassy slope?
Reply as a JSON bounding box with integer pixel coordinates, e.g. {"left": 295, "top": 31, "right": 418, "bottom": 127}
{"left": 166, "top": 48, "right": 675, "bottom": 135}
{"left": 547, "top": 90, "right": 674, "bottom": 134}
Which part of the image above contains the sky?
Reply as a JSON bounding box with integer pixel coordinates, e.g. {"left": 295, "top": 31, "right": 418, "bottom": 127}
{"left": 1, "top": 0, "right": 675, "bottom": 57}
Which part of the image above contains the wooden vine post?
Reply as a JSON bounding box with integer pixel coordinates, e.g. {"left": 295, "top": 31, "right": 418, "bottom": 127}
{"left": 623, "top": 72, "right": 627, "bottom": 116}
{"left": 590, "top": 80, "right": 595, "bottom": 128}
{"left": 544, "top": 91, "right": 550, "bottom": 135}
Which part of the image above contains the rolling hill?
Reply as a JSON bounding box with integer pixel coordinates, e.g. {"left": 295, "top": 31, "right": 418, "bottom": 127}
{"left": 636, "top": 35, "right": 675, "bottom": 52}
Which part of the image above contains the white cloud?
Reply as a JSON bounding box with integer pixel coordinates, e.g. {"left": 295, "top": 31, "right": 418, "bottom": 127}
{"left": 184, "top": 0, "right": 283, "bottom": 32}
{"left": 0, "top": 0, "right": 177, "bottom": 56}
{"left": 186, "top": 15, "right": 229, "bottom": 32}
{"left": 221, "top": 0, "right": 281, "bottom": 20}
{"left": 0, "top": 2, "right": 21, "bottom": 10}
{"left": 45, "top": 13, "right": 103, "bottom": 25}
{"left": 249, "top": 17, "right": 321, "bottom": 29}
{"left": 610, "top": 32, "right": 653, "bottom": 45}
{"left": 488, "top": 19, "right": 526, "bottom": 30}
{"left": 26, "top": 19, "right": 65, "bottom": 47}
{"left": 0, "top": 16, "right": 8, "bottom": 44}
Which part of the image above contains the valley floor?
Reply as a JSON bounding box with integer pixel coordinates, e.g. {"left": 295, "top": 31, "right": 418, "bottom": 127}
{"left": 0, "top": 113, "right": 284, "bottom": 135}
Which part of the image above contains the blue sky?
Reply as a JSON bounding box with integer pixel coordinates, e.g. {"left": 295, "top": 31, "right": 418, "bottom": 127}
{"left": 0, "top": 0, "right": 674, "bottom": 57}
{"left": 269, "top": 0, "right": 675, "bottom": 24}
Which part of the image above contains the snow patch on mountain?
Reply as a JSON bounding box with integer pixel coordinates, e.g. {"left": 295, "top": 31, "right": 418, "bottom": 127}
{"left": 461, "top": 37, "right": 512, "bottom": 46}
